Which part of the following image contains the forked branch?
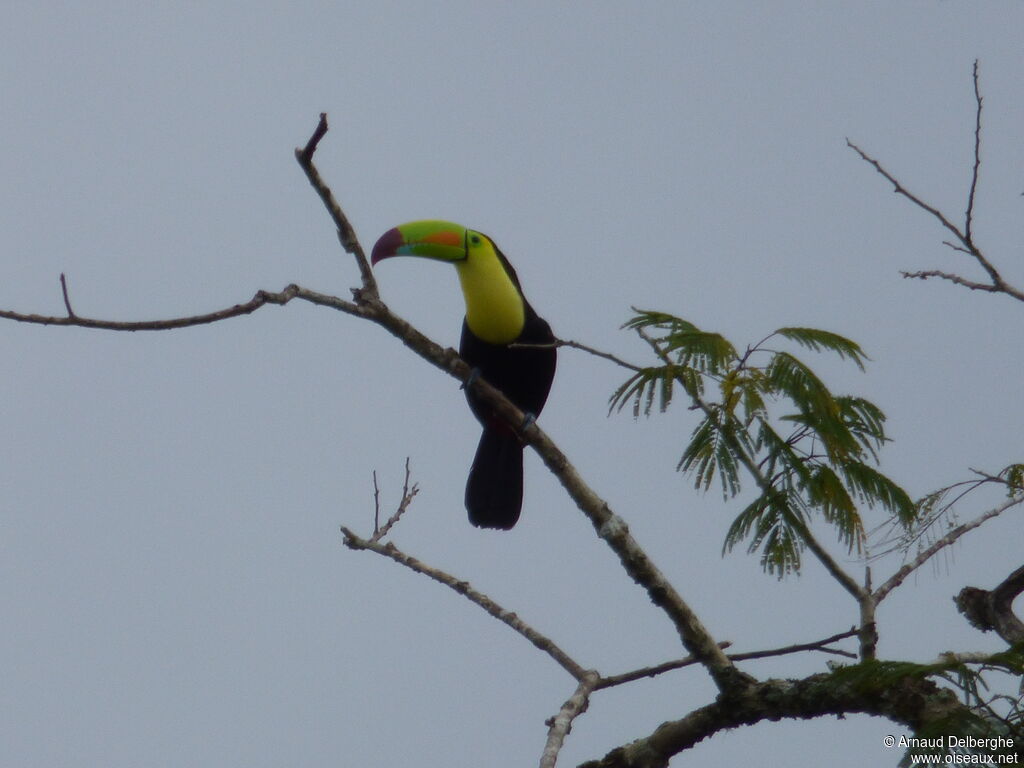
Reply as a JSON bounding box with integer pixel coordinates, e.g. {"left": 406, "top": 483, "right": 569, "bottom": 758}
{"left": 847, "top": 61, "right": 1024, "bottom": 304}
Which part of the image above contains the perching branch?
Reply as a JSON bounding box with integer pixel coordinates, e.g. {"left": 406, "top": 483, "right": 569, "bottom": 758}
{"left": 847, "top": 61, "right": 1024, "bottom": 304}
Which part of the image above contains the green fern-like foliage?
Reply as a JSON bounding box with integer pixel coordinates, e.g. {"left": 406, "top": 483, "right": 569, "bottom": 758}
{"left": 611, "top": 310, "right": 915, "bottom": 576}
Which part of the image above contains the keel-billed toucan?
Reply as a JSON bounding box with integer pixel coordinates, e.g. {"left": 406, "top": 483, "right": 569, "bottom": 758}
{"left": 371, "top": 220, "right": 556, "bottom": 530}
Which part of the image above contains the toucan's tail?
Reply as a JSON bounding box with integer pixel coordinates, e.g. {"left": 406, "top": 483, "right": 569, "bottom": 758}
{"left": 466, "top": 427, "right": 524, "bottom": 529}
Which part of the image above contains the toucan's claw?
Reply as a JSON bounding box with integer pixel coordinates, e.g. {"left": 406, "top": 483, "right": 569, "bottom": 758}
{"left": 521, "top": 412, "right": 537, "bottom": 430}
{"left": 462, "top": 367, "right": 482, "bottom": 391}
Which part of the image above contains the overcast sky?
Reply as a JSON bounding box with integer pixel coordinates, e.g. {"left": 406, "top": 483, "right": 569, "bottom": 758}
{"left": 2, "top": 3, "right": 1022, "bottom": 766}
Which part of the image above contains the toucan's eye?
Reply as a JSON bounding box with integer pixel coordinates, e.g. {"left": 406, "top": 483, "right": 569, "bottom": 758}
{"left": 470, "top": 234, "right": 481, "bottom": 245}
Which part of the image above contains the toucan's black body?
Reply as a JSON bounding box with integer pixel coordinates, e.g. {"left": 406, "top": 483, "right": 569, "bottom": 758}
{"left": 460, "top": 249, "right": 556, "bottom": 528}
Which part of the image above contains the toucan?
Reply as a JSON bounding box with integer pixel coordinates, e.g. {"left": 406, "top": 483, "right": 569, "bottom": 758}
{"left": 370, "top": 220, "right": 557, "bottom": 529}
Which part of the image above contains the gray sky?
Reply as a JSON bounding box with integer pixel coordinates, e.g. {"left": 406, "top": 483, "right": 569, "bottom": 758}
{"left": 2, "top": 3, "right": 1022, "bottom": 766}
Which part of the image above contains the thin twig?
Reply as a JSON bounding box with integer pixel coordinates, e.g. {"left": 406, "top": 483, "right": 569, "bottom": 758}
{"left": 965, "top": 60, "right": 982, "bottom": 244}
{"left": 370, "top": 458, "right": 419, "bottom": 542}
{"left": 728, "top": 628, "right": 860, "bottom": 663}
{"left": 942, "top": 240, "right": 974, "bottom": 256}
{"left": 869, "top": 474, "right": 988, "bottom": 562}
{"left": 900, "top": 270, "right": 1000, "bottom": 293}
{"left": 297, "top": 112, "right": 329, "bottom": 164}
{"left": 510, "top": 338, "right": 642, "bottom": 372}
{"left": 846, "top": 138, "right": 969, "bottom": 249}
{"left": 558, "top": 338, "right": 643, "bottom": 372}
{"left": 594, "top": 644, "right": 731, "bottom": 690}
{"left": 597, "top": 628, "right": 858, "bottom": 691}
{"left": 294, "top": 115, "right": 376, "bottom": 295}
{"left": 59, "top": 273, "right": 75, "bottom": 318}
{"left": 0, "top": 283, "right": 372, "bottom": 331}
{"left": 372, "top": 470, "right": 381, "bottom": 535}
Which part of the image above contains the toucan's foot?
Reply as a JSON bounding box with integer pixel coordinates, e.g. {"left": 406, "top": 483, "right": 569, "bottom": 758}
{"left": 461, "top": 367, "right": 482, "bottom": 390}
{"left": 521, "top": 412, "right": 537, "bottom": 429}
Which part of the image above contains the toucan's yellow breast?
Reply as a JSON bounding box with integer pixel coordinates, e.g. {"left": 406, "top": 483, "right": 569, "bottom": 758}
{"left": 454, "top": 237, "right": 525, "bottom": 345}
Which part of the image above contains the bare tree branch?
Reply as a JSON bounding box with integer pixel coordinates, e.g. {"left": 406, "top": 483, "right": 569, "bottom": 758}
{"left": 341, "top": 527, "right": 593, "bottom": 682}
{"left": 874, "top": 494, "right": 1024, "bottom": 603}
{"left": 847, "top": 63, "right": 1024, "bottom": 304}
{"left": 845, "top": 138, "right": 971, "bottom": 250}
{"left": 900, "top": 268, "right": 1003, "bottom": 294}
{"left": 541, "top": 673, "right": 601, "bottom": 768}
{"left": 297, "top": 111, "right": 329, "bottom": 164}
{"left": 0, "top": 283, "right": 367, "bottom": 331}
{"left": 59, "top": 273, "right": 76, "bottom": 317}
{"left": 728, "top": 628, "right": 860, "bottom": 663}
{"left": 597, "top": 628, "right": 858, "bottom": 691}
{"left": 594, "top": 646, "right": 731, "bottom": 691}
{"left": 511, "top": 337, "right": 644, "bottom": 375}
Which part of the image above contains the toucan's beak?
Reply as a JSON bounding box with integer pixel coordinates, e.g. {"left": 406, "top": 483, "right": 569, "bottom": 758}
{"left": 370, "top": 220, "right": 468, "bottom": 266}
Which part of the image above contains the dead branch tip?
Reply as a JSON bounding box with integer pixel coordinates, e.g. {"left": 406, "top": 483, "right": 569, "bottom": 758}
{"left": 59, "top": 273, "right": 76, "bottom": 318}
{"left": 298, "top": 113, "right": 329, "bottom": 163}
